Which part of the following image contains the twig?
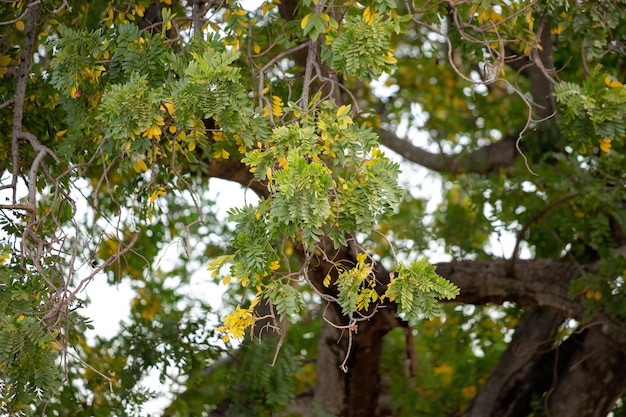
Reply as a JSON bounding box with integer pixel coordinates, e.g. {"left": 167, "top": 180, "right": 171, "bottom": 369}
{"left": 300, "top": 0, "right": 325, "bottom": 109}
{"left": 11, "top": 1, "right": 40, "bottom": 203}
{"left": 507, "top": 192, "right": 578, "bottom": 276}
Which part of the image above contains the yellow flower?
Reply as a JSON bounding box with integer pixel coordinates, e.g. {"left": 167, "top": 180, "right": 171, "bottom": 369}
{"left": 269, "top": 260, "right": 280, "bottom": 270}
{"left": 217, "top": 305, "right": 256, "bottom": 342}
{"left": 599, "top": 138, "right": 611, "bottom": 153}
{"left": 143, "top": 124, "right": 162, "bottom": 140}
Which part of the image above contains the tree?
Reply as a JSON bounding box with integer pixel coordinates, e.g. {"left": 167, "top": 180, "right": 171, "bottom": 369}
{"left": 1, "top": 0, "right": 626, "bottom": 416}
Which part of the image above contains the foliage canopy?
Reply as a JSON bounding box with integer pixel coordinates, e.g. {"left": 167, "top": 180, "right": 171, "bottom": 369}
{"left": 2, "top": 0, "right": 626, "bottom": 416}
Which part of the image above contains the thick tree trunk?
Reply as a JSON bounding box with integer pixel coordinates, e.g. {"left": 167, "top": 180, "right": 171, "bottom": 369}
{"left": 546, "top": 327, "right": 626, "bottom": 417}
{"left": 468, "top": 306, "right": 564, "bottom": 417}
{"left": 313, "top": 303, "right": 397, "bottom": 417}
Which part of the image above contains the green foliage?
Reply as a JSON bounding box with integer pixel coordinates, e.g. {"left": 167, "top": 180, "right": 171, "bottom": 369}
{"left": 335, "top": 253, "right": 377, "bottom": 315}
{"left": 327, "top": 15, "right": 397, "bottom": 81}
{"left": 224, "top": 339, "right": 300, "bottom": 416}
{"left": 387, "top": 260, "right": 460, "bottom": 321}
{"left": 99, "top": 72, "right": 162, "bottom": 149}
{"left": 7, "top": 0, "right": 626, "bottom": 415}
{"left": 108, "top": 24, "right": 168, "bottom": 82}
{"left": 0, "top": 254, "right": 63, "bottom": 414}
{"left": 243, "top": 102, "right": 403, "bottom": 248}
{"left": 265, "top": 280, "right": 305, "bottom": 320}
{"left": 554, "top": 68, "right": 626, "bottom": 153}
{"left": 0, "top": 313, "right": 61, "bottom": 414}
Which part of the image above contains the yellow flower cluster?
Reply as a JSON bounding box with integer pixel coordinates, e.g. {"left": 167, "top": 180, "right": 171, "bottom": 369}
{"left": 217, "top": 305, "right": 256, "bottom": 342}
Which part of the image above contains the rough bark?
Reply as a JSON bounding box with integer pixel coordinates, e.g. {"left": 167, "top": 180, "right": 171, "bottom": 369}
{"left": 303, "top": 238, "right": 398, "bottom": 417}
{"left": 468, "top": 307, "right": 565, "bottom": 417}
{"left": 546, "top": 327, "right": 626, "bottom": 417}
{"left": 435, "top": 259, "right": 584, "bottom": 318}
{"left": 313, "top": 303, "right": 398, "bottom": 417}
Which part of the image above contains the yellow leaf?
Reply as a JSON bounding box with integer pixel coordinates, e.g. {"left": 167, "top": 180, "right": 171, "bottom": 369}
{"left": 272, "top": 95, "right": 284, "bottom": 116}
{"left": 363, "top": 6, "right": 373, "bottom": 25}
{"left": 55, "top": 129, "right": 67, "bottom": 139}
{"left": 605, "top": 76, "right": 622, "bottom": 88}
{"left": 336, "top": 104, "right": 350, "bottom": 118}
{"left": 599, "top": 138, "right": 611, "bottom": 153}
{"left": 15, "top": 20, "right": 25, "bottom": 31}
{"left": 133, "top": 159, "right": 148, "bottom": 173}
{"left": 0, "top": 252, "right": 9, "bottom": 266}
{"left": 149, "top": 187, "right": 166, "bottom": 204}
{"left": 356, "top": 252, "right": 368, "bottom": 264}
{"left": 221, "top": 148, "right": 230, "bottom": 159}
{"left": 434, "top": 363, "right": 454, "bottom": 385}
{"left": 594, "top": 291, "right": 602, "bottom": 301}
{"left": 222, "top": 275, "right": 232, "bottom": 285}
{"left": 301, "top": 13, "right": 311, "bottom": 30}
{"left": 144, "top": 124, "right": 162, "bottom": 139}
{"left": 161, "top": 102, "right": 174, "bottom": 115}
{"left": 253, "top": 42, "right": 261, "bottom": 54}
{"left": 462, "top": 385, "right": 477, "bottom": 399}
{"left": 525, "top": 11, "right": 533, "bottom": 32}
{"left": 382, "top": 52, "right": 397, "bottom": 64}
{"left": 188, "top": 140, "right": 196, "bottom": 151}
{"left": 163, "top": 0, "right": 172, "bottom": 4}
{"left": 261, "top": 1, "right": 271, "bottom": 15}
{"left": 551, "top": 23, "right": 563, "bottom": 35}
{"left": 168, "top": 125, "right": 177, "bottom": 134}
{"left": 323, "top": 274, "right": 331, "bottom": 287}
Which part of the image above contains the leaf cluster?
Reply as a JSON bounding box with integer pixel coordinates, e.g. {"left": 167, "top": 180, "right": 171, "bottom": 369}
{"left": 327, "top": 15, "right": 397, "bottom": 81}
{"left": 224, "top": 339, "right": 300, "bottom": 416}
{"left": 386, "top": 259, "right": 460, "bottom": 322}
{"left": 554, "top": 69, "right": 626, "bottom": 153}
{"left": 0, "top": 311, "right": 61, "bottom": 415}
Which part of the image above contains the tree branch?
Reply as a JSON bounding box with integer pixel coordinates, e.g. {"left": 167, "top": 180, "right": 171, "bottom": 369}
{"left": 377, "top": 127, "right": 518, "bottom": 174}
{"left": 10, "top": 1, "right": 39, "bottom": 202}
{"left": 504, "top": 18, "right": 557, "bottom": 120}
{"left": 435, "top": 259, "right": 583, "bottom": 317}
